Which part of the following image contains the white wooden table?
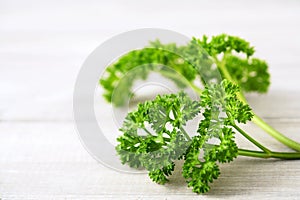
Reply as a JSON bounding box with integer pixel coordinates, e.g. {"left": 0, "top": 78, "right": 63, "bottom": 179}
{"left": 1, "top": 1, "right": 300, "bottom": 199}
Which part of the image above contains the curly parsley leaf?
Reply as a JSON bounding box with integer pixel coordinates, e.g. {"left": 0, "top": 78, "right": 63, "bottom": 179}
{"left": 100, "top": 34, "right": 271, "bottom": 109}
{"left": 116, "top": 80, "right": 255, "bottom": 193}
{"left": 116, "top": 92, "right": 200, "bottom": 183}
{"left": 196, "top": 34, "right": 271, "bottom": 93}
{"left": 200, "top": 79, "right": 254, "bottom": 124}
{"left": 102, "top": 33, "right": 300, "bottom": 195}
{"left": 100, "top": 43, "right": 199, "bottom": 106}
{"left": 182, "top": 80, "right": 252, "bottom": 193}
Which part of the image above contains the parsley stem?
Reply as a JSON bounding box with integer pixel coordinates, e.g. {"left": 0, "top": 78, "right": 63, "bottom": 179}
{"left": 214, "top": 56, "right": 300, "bottom": 151}
{"left": 143, "top": 127, "right": 153, "bottom": 136}
{"left": 232, "top": 124, "right": 271, "bottom": 154}
{"left": 190, "top": 78, "right": 300, "bottom": 151}
{"left": 159, "top": 58, "right": 300, "bottom": 152}
{"left": 214, "top": 55, "right": 236, "bottom": 83}
{"left": 238, "top": 148, "right": 300, "bottom": 159}
{"left": 237, "top": 87, "right": 300, "bottom": 151}
{"left": 158, "top": 70, "right": 203, "bottom": 94}
{"left": 205, "top": 144, "right": 300, "bottom": 159}
{"left": 251, "top": 115, "right": 300, "bottom": 151}
{"left": 180, "top": 127, "right": 192, "bottom": 141}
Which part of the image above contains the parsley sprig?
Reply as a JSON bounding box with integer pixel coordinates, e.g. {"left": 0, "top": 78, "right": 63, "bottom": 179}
{"left": 100, "top": 34, "right": 300, "bottom": 193}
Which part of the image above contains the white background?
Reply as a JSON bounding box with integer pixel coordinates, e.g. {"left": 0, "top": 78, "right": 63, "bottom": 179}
{"left": 1, "top": 0, "right": 300, "bottom": 199}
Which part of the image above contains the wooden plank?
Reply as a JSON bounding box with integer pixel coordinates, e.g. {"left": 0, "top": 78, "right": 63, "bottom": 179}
{"left": 1, "top": 0, "right": 300, "bottom": 199}
{"left": 0, "top": 122, "right": 300, "bottom": 199}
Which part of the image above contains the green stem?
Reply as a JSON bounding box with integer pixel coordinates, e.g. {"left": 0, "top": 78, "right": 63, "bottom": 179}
{"left": 215, "top": 55, "right": 235, "bottom": 83}
{"left": 159, "top": 70, "right": 203, "bottom": 94}
{"left": 158, "top": 59, "right": 300, "bottom": 151}
{"left": 236, "top": 89, "right": 300, "bottom": 151}
{"left": 143, "top": 127, "right": 153, "bottom": 136}
{"left": 180, "top": 127, "right": 192, "bottom": 141}
{"left": 252, "top": 115, "right": 300, "bottom": 151}
{"left": 232, "top": 124, "right": 271, "bottom": 154}
{"left": 238, "top": 148, "right": 300, "bottom": 159}
{"left": 214, "top": 56, "right": 300, "bottom": 151}
{"left": 206, "top": 143, "right": 300, "bottom": 159}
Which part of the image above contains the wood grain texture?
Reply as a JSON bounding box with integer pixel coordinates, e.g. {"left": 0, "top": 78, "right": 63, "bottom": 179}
{"left": 1, "top": 0, "right": 300, "bottom": 199}
{"left": 0, "top": 122, "right": 300, "bottom": 200}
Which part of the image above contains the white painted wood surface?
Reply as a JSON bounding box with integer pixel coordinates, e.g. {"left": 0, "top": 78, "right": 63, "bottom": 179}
{"left": 1, "top": 0, "right": 300, "bottom": 199}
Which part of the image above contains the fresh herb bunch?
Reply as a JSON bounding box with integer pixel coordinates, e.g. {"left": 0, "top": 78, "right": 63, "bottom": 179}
{"left": 100, "top": 34, "right": 300, "bottom": 194}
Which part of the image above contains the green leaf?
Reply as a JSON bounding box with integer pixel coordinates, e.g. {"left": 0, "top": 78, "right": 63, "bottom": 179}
{"left": 116, "top": 92, "right": 200, "bottom": 182}
{"left": 182, "top": 80, "right": 246, "bottom": 193}
{"left": 100, "top": 44, "right": 199, "bottom": 106}
{"left": 197, "top": 34, "right": 271, "bottom": 93}
{"left": 200, "top": 80, "right": 254, "bottom": 124}
{"left": 149, "top": 162, "right": 175, "bottom": 184}
{"left": 224, "top": 55, "right": 270, "bottom": 93}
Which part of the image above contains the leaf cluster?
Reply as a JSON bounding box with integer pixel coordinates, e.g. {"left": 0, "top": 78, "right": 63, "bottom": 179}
{"left": 183, "top": 80, "right": 253, "bottom": 193}
{"left": 100, "top": 34, "right": 271, "bottom": 107}
{"left": 116, "top": 92, "right": 200, "bottom": 183}
{"left": 196, "top": 34, "right": 270, "bottom": 93}
{"left": 116, "top": 80, "right": 253, "bottom": 193}
{"left": 100, "top": 42, "right": 198, "bottom": 106}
